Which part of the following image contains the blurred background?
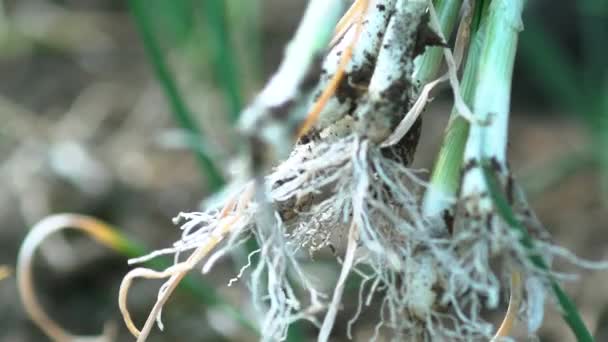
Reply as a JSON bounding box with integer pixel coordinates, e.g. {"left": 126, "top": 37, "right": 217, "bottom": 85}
{"left": 0, "top": 0, "right": 606, "bottom": 341}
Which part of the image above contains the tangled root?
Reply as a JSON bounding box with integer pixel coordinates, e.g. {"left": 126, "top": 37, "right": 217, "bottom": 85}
{"left": 121, "top": 131, "right": 608, "bottom": 341}
{"left": 110, "top": 130, "right": 559, "bottom": 342}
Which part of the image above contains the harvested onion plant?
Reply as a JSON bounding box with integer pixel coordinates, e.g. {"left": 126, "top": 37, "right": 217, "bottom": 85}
{"left": 16, "top": 0, "right": 607, "bottom": 341}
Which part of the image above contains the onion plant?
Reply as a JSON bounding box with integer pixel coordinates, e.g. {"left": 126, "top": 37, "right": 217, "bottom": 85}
{"left": 16, "top": 0, "right": 607, "bottom": 341}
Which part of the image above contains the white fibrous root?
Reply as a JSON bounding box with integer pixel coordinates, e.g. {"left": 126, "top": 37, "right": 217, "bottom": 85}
{"left": 120, "top": 0, "right": 608, "bottom": 341}
{"left": 124, "top": 130, "right": 608, "bottom": 341}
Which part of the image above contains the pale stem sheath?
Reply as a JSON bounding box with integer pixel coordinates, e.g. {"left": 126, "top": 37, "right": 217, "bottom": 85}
{"left": 461, "top": 0, "right": 525, "bottom": 208}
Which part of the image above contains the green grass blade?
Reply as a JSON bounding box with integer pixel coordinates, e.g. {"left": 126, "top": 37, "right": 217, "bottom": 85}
{"left": 128, "top": 0, "right": 225, "bottom": 191}
{"left": 200, "top": 0, "right": 244, "bottom": 121}
{"left": 141, "top": 0, "right": 194, "bottom": 44}
{"left": 482, "top": 162, "right": 594, "bottom": 342}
